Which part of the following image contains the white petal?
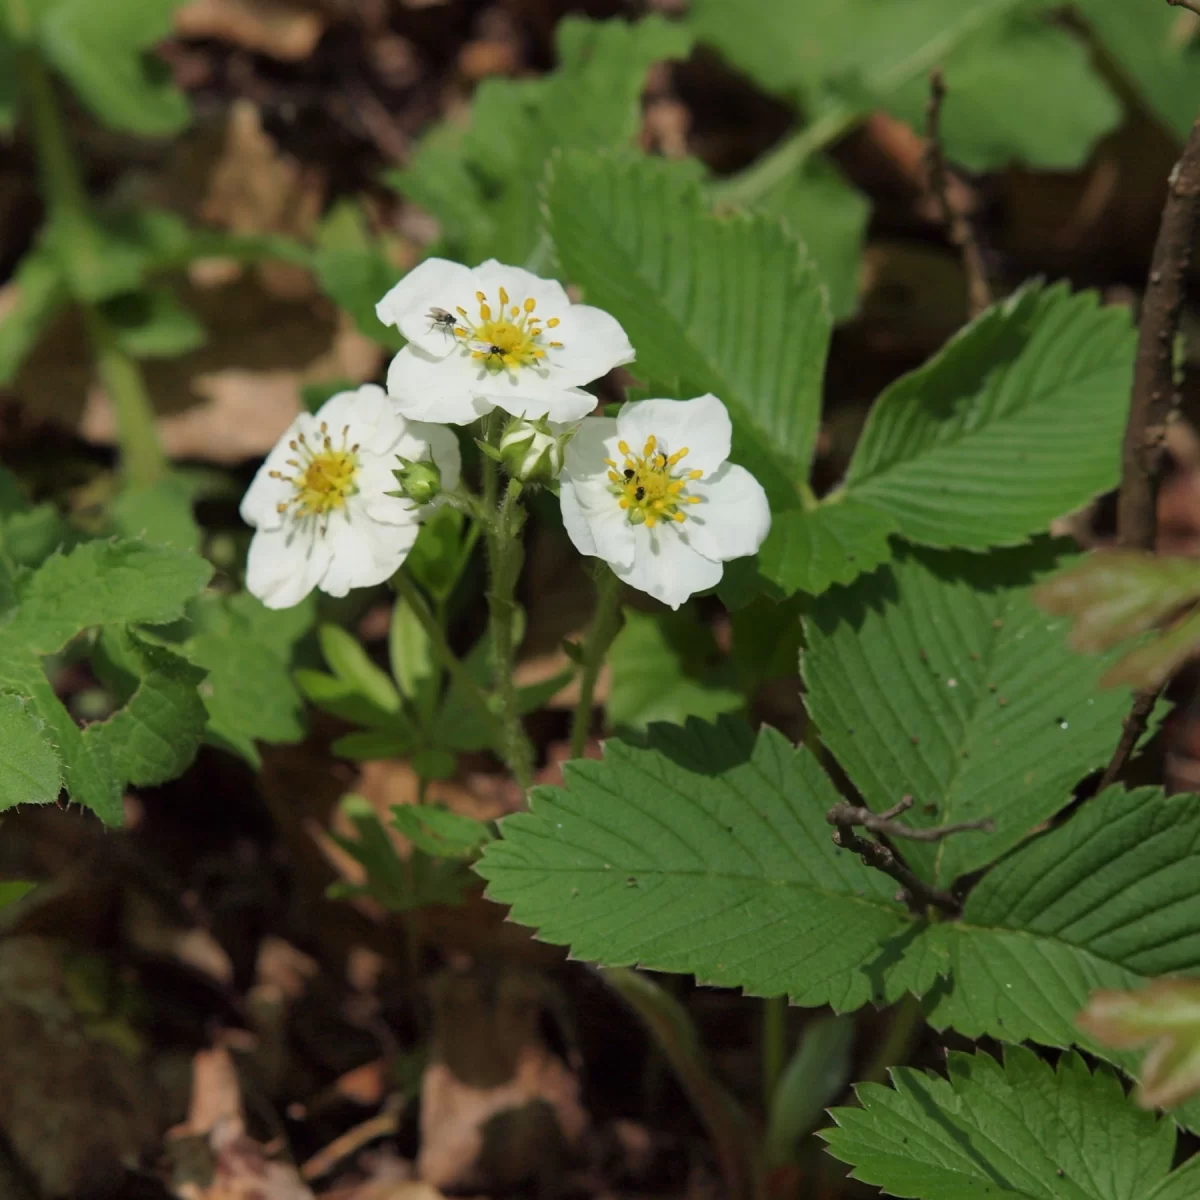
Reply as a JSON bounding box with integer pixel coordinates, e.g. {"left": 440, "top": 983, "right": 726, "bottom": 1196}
{"left": 386, "top": 345, "right": 497, "bottom": 424}
{"left": 318, "top": 507, "right": 395, "bottom": 597}
{"left": 614, "top": 526, "right": 724, "bottom": 610}
{"left": 616, "top": 394, "right": 732, "bottom": 476}
{"left": 682, "top": 463, "right": 772, "bottom": 563}
{"left": 477, "top": 380, "right": 598, "bottom": 423}
{"left": 560, "top": 478, "right": 636, "bottom": 570}
{"left": 246, "top": 524, "right": 330, "bottom": 609}
{"left": 376, "top": 258, "right": 475, "bottom": 356}
{"left": 470, "top": 260, "right": 572, "bottom": 315}
{"left": 239, "top": 413, "right": 314, "bottom": 531}
{"left": 547, "top": 303, "right": 635, "bottom": 386}
{"left": 559, "top": 480, "right": 598, "bottom": 557}
{"left": 356, "top": 459, "right": 419, "bottom": 525}
{"left": 564, "top": 415, "right": 620, "bottom": 476}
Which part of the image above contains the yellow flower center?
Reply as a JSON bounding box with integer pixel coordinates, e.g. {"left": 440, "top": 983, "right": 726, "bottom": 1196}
{"left": 606, "top": 434, "right": 703, "bottom": 528}
{"left": 452, "top": 286, "right": 563, "bottom": 372}
{"left": 270, "top": 422, "right": 360, "bottom": 527}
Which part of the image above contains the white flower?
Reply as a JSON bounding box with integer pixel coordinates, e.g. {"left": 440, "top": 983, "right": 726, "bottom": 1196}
{"left": 377, "top": 257, "right": 634, "bottom": 426}
{"left": 559, "top": 394, "right": 771, "bottom": 610}
{"left": 239, "top": 384, "right": 461, "bottom": 609}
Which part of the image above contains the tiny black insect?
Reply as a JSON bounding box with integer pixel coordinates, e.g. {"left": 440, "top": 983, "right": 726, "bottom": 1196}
{"left": 426, "top": 306, "right": 458, "bottom": 335}
{"left": 635, "top": 486, "right": 645, "bottom": 501}
{"left": 623, "top": 468, "right": 635, "bottom": 481}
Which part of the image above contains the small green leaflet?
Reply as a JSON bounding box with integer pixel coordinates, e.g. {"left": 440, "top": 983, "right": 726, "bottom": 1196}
{"left": 606, "top": 608, "right": 742, "bottom": 732}
{"left": 391, "top": 14, "right": 692, "bottom": 266}
{"left": 0, "top": 694, "right": 62, "bottom": 812}
{"left": 802, "top": 541, "right": 1133, "bottom": 885}
{"left": 0, "top": 539, "right": 212, "bottom": 823}
{"left": 544, "top": 151, "right": 831, "bottom": 508}
{"left": 823, "top": 1047, "right": 1197, "bottom": 1200}
{"left": 392, "top": 805, "right": 494, "bottom": 859}
{"left": 0, "top": 241, "right": 68, "bottom": 386}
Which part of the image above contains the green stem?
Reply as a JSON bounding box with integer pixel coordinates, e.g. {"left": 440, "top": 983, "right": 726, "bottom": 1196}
{"left": 861, "top": 993, "right": 923, "bottom": 1085}
{"left": 761, "top": 994, "right": 788, "bottom": 1113}
{"left": 17, "top": 42, "right": 165, "bottom": 486}
{"left": 709, "top": 105, "right": 858, "bottom": 210}
{"left": 568, "top": 566, "right": 623, "bottom": 760}
{"left": 486, "top": 476, "right": 535, "bottom": 790}
{"left": 393, "top": 570, "right": 507, "bottom": 750}
{"left": 83, "top": 307, "right": 166, "bottom": 486}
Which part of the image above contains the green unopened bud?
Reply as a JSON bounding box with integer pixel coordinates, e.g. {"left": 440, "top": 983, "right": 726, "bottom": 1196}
{"left": 390, "top": 454, "right": 442, "bottom": 505}
{"left": 498, "top": 417, "right": 568, "bottom": 484}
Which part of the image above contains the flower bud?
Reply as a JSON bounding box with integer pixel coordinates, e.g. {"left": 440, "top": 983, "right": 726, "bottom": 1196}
{"left": 498, "top": 418, "right": 568, "bottom": 484}
{"left": 390, "top": 454, "right": 442, "bottom": 505}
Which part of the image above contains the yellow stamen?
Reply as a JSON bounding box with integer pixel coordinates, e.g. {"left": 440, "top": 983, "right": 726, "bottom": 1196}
{"left": 479, "top": 303, "right": 492, "bottom": 320}
{"left": 499, "top": 287, "right": 509, "bottom": 305}
{"left": 668, "top": 448, "right": 689, "bottom": 465}
{"left": 546, "top": 317, "right": 559, "bottom": 327}
{"left": 608, "top": 471, "right": 622, "bottom": 483}
{"left": 644, "top": 435, "right": 656, "bottom": 455}
{"left": 618, "top": 440, "right": 631, "bottom": 455}
{"left": 688, "top": 469, "right": 703, "bottom": 480}
{"left": 645, "top": 515, "right": 657, "bottom": 527}
{"left": 673, "top": 511, "right": 686, "bottom": 523}
{"left": 525, "top": 298, "right": 536, "bottom": 313}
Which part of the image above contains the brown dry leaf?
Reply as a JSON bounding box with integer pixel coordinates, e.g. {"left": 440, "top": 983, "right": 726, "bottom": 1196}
{"left": 418, "top": 1043, "right": 587, "bottom": 1189}
{"left": 176, "top": 0, "right": 326, "bottom": 61}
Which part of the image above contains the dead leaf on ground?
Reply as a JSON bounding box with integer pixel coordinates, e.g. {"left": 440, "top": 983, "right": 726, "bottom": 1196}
{"left": 176, "top": 0, "right": 327, "bottom": 61}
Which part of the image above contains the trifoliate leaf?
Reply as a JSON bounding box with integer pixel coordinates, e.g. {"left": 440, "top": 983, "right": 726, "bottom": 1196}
{"left": 1076, "top": 0, "right": 1200, "bottom": 142}
{"left": 101, "top": 287, "right": 206, "bottom": 359}
{"left": 312, "top": 201, "right": 405, "bottom": 349}
{"left": 802, "top": 541, "right": 1133, "bottom": 886}
{"left": 1079, "top": 980, "right": 1200, "bottom": 1110}
{"left": 843, "top": 282, "right": 1134, "bottom": 550}
{"left": 823, "top": 1047, "right": 1183, "bottom": 1200}
{"left": 37, "top": 0, "right": 189, "bottom": 136}
{"left": 0, "top": 241, "right": 68, "bottom": 386}
{"left": 885, "top": 15, "right": 1121, "bottom": 172}
{"left": 0, "top": 693, "right": 62, "bottom": 812}
{"left": 391, "top": 15, "right": 692, "bottom": 266}
{"left": 606, "top": 608, "right": 742, "bottom": 732}
{"left": 391, "top": 804, "right": 494, "bottom": 859}
{"left": 477, "top": 718, "right": 918, "bottom": 1011}
{"left": 737, "top": 155, "right": 869, "bottom": 320}
{"left": 544, "top": 151, "right": 831, "bottom": 507}
{"left": 757, "top": 498, "right": 896, "bottom": 596}
{"left": 0, "top": 539, "right": 212, "bottom": 823}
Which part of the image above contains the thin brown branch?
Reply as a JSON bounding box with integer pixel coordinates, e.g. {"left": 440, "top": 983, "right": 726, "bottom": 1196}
{"left": 924, "top": 68, "right": 992, "bottom": 318}
{"left": 830, "top": 796, "right": 995, "bottom": 842}
{"left": 1101, "top": 93, "right": 1200, "bottom": 789}
{"left": 830, "top": 820, "right": 961, "bottom": 916}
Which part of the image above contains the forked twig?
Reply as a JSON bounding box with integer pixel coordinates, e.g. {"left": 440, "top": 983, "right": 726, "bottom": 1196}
{"left": 830, "top": 796, "right": 995, "bottom": 842}
{"left": 924, "top": 69, "right": 991, "bottom": 318}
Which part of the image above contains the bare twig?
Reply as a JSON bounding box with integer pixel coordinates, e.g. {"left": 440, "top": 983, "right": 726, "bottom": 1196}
{"left": 1099, "top": 103, "right": 1200, "bottom": 788}
{"left": 924, "top": 69, "right": 992, "bottom": 318}
{"left": 1167, "top": 0, "right": 1200, "bottom": 16}
{"left": 829, "top": 796, "right": 995, "bottom": 842}
{"left": 830, "top": 819, "right": 961, "bottom": 916}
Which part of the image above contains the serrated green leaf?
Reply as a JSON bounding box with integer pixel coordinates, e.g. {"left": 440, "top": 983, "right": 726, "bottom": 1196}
{"left": 318, "top": 623, "right": 402, "bottom": 716}
{"left": 0, "top": 504, "right": 74, "bottom": 570}
{"left": 38, "top": 0, "right": 189, "bottom": 135}
{"left": 87, "top": 632, "right": 206, "bottom": 786}
{"left": 0, "top": 693, "right": 62, "bottom": 811}
{"left": 823, "top": 1047, "right": 1180, "bottom": 1200}
{"left": 606, "top": 608, "right": 742, "bottom": 731}
{"left": 886, "top": 16, "right": 1121, "bottom": 172}
{"left": 843, "top": 282, "right": 1134, "bottom": 549}
{"left": 916, "top": 787, "right": 1200, "bottom": 1082}
{"left": 1076, "top": 0, "right": 1200, "bottom": 142}
{"left": 477, "top": 718, "right": 917, "bottom": 1011}
{"left": 392, "top": 15, "right": 693, "bottom": 265}
{"left": 312, "top": 201, "right": 405, "bottom": 349}
{"left": 740, "top": 155, "right": 869, "bottom": 320}
{"left": 758, "top": 498, "right": 897, "bottom": 596}
{"left": 545, "top": 151, "right": 831, "bottom": 507}
{"left": 179, "top": 591, "right": 311, "bottom": 767}
{"left": 0, "top": 241, "right": 68, "bottom": 385}
{"left": 392, "top": 804, "right": 493, "bottom": 859}
{"left": 101, "top": 287, "right": 206, "bottom": 359}
{"left": 802, "top": 541, "right": 1132, "bottom": 886}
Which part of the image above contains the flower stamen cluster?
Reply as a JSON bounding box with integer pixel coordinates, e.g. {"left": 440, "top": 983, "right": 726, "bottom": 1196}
{"left": 606, "top": 435, "right": 703, "bottom": 527}
{"left": 452, "top": 287, "right": 564, "bottom": 373}
{"left": 270, "top": 422, "right": 361, "bottom": 530}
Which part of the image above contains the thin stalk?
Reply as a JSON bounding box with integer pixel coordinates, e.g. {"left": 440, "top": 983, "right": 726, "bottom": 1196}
{"left": 568, "top": 566, "right": 623, "bottom": 760}
{"left": 861, "top": 993, "right": 923, "bottom": 1085}
{"left": 485, "top": 477, "right": 535, "bottom": 790}
{"left": 392, "top": 570, "right": 507, "bottom": 750}
{"left": 761, "top": 994, "right": 788, "bottom": 1113}
{"left": 18, "top": 44, "right": 165, "bottom": 486}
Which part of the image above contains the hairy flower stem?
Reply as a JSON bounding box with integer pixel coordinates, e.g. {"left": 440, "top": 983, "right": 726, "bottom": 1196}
{"left": 17, "top": 43, "right": 166, "bottom": 487}
{"left": 568, "top": 566, "right": 624, "bottom": 760}
{"left": 486, "top": 475, "right": 535, "bottom": 791}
